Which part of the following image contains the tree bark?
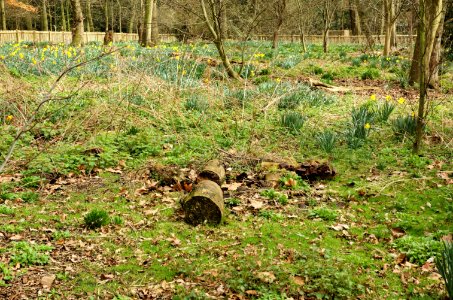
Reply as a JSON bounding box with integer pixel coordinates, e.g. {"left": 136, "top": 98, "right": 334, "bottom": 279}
{"left": 429, "top": 3, "right": 446, "bottom": 87}
{"left": 350, "top": 0, "right": 361, "bottom": 35}
{"left": 86, "top": 0, "right": 94, "bottom": 32}
{"left": 272, "top": 0, "right": 286, "bottom": 49}
{"left": 24, "top": 15, "right": 33, "bottom": 30}
{"left": 66, "top": 0, "right": 71, "bottom": 32}
{"left": 200, "top": 0, "right": 241, "bottom": 80}
{"left": 70, "top": 0, "right": 84, "bottom": 46}
{"left": 61, "top": 0, "right": 67, "bottom": 31}
{"left": 128, "top": 1, "right": 136, "bottom": 34}
{"left": 151, "top": 0, "right": 159, "bottom": 45}
{"left": 42, "top": 0, "right": 49, "bottom": 31}
{"left": 104, "top": 0, "right": 109, "bottom": 31}
{"left": 142, "top": 0, "right": 154, "bottom": 46}
{"left": 117, "top": 0, "right": 122, "bottom": 33}
{"left": 220, "top": 0, "right": 227, "bottom": 38}
{"left": 413, "top": 0, "right": 443, "bottom": 153}
{"left": 0, "top": 0, "right": 6, "bottom": 30}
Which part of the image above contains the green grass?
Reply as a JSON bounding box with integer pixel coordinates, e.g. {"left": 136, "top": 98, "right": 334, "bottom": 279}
{"left": 0, "top": 40, "right": 451, "bottom": 299}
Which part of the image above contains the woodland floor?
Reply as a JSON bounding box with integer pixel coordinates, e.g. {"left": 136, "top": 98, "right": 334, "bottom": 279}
{"left": 0, "top": 41, "right": 452, "bottom": 299}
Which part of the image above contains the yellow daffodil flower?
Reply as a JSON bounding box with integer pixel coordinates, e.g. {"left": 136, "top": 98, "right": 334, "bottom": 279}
{"left": 398, "top": 97, "right": 405, "bottom": 104}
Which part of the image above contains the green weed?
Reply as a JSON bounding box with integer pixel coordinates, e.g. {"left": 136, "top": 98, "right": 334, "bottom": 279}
{"left": 308, "top": 207, "right": 338, "bottom": 221}
{"left": 84, "top": 209, "right": 110, "bottom": 229}
{"left": 261, "top": 189, "right": 288, "bottom": 205}
{"left": 10, "top": 242, "right": 53, "bottom": 266}
{"left": 436, "top": 241, "right": 453, "bottom": 298}
{"left": 393, "top": 236, "right": 442, "bottom": 265}
{"left": 375, "top": 101, "right": 396, "bottom": 122}
{"left": 392, "top": 115, "right": 417, "bottom": 139}
{"left": 280, "top": 111, "right": 306, "bottom": 133}
{"left": 316, "top": 130, "right": 337, "bottom": 153}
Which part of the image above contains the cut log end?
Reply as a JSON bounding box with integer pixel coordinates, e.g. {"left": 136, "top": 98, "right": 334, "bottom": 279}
{"left": 198, "top": 159, "right": 225, "bottom": 185}
{"left": 183, "top": 195, "right": 223, "bottom": 225}
{"left": 182, "top": 180, "right": 224, "bottom": 226}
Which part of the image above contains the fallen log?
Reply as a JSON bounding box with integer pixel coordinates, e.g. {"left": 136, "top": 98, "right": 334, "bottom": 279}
{"left": 182, "top": 180, "right": 224, "bottom": 226}
{"left": 198, "top": 159, "right": 225, "bottom": 186}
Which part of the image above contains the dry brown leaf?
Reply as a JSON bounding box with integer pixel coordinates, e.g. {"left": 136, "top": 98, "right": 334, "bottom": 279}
{"left": 245, "top": 290, "right": 258, "bottom": 296}
{"left": 391, "top": 228, "right": 405, "bottom": 238}
{"left": 100, "top": 274, "right": 114, "bottom": 280}
{"left": 395, "top": 253, "right": 406, "bottom": 265}
{"left": 250, "top": 200, "right": 264, "bottom": 209}
{"left": 41, "top": 275, "right": 55, "bottom": 289}
{"left": 293, "top": 275, "right": 305, "bottom": 286}
{"left": 256, "top": 271, "right": 276, "bottom": 283}
{"left": 9, "top": 234, "right": 23, "bottom": 241}
{"left": 331, "top": 224, "right": 350, "bottom": 231}
{"left": 222, "top": 182, "right": 242, "bottom": 191}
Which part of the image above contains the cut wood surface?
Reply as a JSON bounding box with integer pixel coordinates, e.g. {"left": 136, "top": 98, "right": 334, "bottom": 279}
{"left": 198, "top": 159, "right": 225, "bottom": 185}
{"left": 182, "top": 180, "right": 224, "bottom": 226}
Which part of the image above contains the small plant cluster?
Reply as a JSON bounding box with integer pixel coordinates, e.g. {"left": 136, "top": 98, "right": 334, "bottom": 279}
{"left": 10, "top": 241, "right": 53, "bottom": 266}
{"left": 261, "top": 189, "right": 288, "bottom": 205}
{"left": 308, "top": 207, "right": 338, "bottom": 221}
{"left": 345, "top": 105, "right": 375, "bottom": 149}
{"left": 0, "top": 241, "right": 53, "bottom": 286}
{"left": 393, "top": 236, "right": 442, "bottom": 265}
{"left": 436, "top": 241, "right": 453, "bottom": 299}
{"left": 280, "top": 173, "right": 311, "bottom": 192}
{"left": 278, "top": 85, "right": 335, "bottom": 110}
{"left": 281, "top": 111, "right": 306, "bottom": 133}
{"left": 84, "top": 209, "right": 110, "bottom": 229}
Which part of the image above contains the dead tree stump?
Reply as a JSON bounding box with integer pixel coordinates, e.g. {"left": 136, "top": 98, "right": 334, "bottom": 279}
{"left": 182, "top": 180, "right": 224, "bottom": 225}
{"left": 198, "top": 159, "right": 225, "bottom": 185}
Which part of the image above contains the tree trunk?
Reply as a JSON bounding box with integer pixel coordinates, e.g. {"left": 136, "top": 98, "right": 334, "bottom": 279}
{"left": 350, "top": 0, "right": 361, "bottom": 35}
{"left": 323, "top": 29, "right": 329, "bottom": 53}
{"left": 220, "top": 0, "right": 227, "bottom": 39}
{"left": 413, "top": 0, "right": 443, "bottom": 153}
{"left": 86, "top": 0, "right": 94, "bottom": 32}
{"left": 61, "top": 0, "right": 67, "bottom": 31}
{"left": 70, "top": 0, "right": 84, "bottom": 46}
{"left": 42, "top": 0, "right": 49, "bottom": 31}
{"left": 25, "top": 14, "right": 33, "bottom": 30}
{"left": 142, "top": 0, "right": 154, "bottom": 46}
{"left": 390, "top": 2, "right": 397, "bottom": 49}
{"left": 117, "top": 0, "right": 122, "bottom": 33}
{"left": 272, "top": 29, "right": 279, "bottom": 49}
{"left": 104, "top": 0, "right": 109, "bottom": 31}
{"left": 0, "top": 0, "right": 6, "bottom": 30}
{"left": 128, "top": 2, "right": 136, "bottom": 34}
{"left": 383, "top": 0, "right": 391, "bottom": 55}
{"left": 151, "top": 0, "right": 159, "bottom": 45}
{"left": 200, "top": 0, "right": 241, "bottom": 80}
{"left": 429, "top": 4, "right": 446, "bottom": 87}
{"left": 66, "top": 0, "right": 71, "bottom": 32}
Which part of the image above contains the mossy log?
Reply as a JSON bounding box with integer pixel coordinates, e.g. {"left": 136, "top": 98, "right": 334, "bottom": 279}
{"left": 182, "top": 180, "right": 224, "bottom": 225}
{"left": 198, "top": 159, "right": 225, "bottom": 185}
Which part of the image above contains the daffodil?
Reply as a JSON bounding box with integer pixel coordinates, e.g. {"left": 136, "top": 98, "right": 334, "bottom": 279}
{"left": 275, "top": 78, "right": 281, "bottom": 83}
{"left": 6, "top": 115, "right": 13, "bottom": 122}
{"left": 364, "top": 123, "right": 371, "bottom": 129}
{"left": 370, "top": 94, "right": 376, "bottom": 101}
{"left": 398, "top": 97, "right": 405, "bottom": 104}
{"left": 385, "top": 95, "right": 393, "bottom": 101}
{"left": 31, "top": 58, "right": 37, "bottom": 65}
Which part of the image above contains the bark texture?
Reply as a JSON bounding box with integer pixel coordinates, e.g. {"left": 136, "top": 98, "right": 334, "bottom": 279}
{"left": 70, "top": 0, "right": 84, "bottom": 46}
